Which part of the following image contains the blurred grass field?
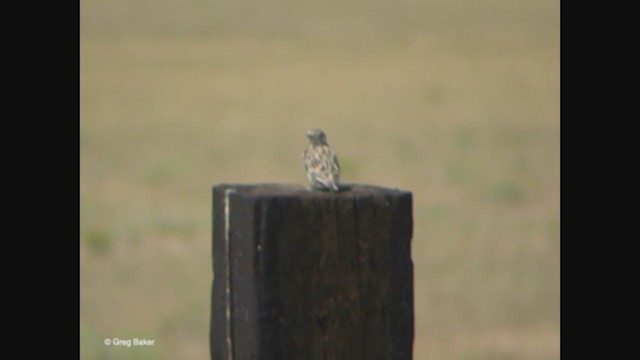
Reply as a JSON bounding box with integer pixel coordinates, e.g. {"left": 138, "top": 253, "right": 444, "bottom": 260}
{"left": 80, "top": 1, "right": 559, "bottom": 359}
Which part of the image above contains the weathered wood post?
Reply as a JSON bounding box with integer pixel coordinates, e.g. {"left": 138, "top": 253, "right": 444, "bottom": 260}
{"left": 210, "top": 184, "right": 413, "bottom": 360}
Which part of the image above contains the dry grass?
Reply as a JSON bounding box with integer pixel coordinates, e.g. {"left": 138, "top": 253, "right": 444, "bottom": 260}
{"left": 81, "top": 0, "right": 559, "bottom": 359}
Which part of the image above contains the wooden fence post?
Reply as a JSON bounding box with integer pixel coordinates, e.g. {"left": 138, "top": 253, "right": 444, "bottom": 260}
{"left": 211, "top": 184, "right": 413, "bottom": 360}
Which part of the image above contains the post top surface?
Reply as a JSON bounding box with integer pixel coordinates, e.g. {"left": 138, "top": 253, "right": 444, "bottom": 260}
{"left": 213, "top": 183, "right": 411, "bottom": 198}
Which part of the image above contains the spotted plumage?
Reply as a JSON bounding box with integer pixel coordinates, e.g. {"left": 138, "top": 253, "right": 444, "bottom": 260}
{"left": 303, "top": 129, "right": 340, "bottom": 192}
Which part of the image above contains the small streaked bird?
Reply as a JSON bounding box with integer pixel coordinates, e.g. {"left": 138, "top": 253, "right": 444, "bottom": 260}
{"left": 303, "top": 129, "right": 340, "bottom": 192}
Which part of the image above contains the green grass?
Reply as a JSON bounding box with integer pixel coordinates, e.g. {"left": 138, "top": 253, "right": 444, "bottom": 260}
{"left": 81, "top": 0, "right": 559, "bottom": 359}
{"left": 84, "top": 228, "right": 112, "bottom": 255}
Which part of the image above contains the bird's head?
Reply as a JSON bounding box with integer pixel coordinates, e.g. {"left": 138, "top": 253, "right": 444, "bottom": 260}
{"left": 306, "top": 129, "right": 328, "bottom": 146}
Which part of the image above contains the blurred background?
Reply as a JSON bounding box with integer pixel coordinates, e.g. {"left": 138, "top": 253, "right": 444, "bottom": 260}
{"left": 80, "top": 0, "right": 559, "bottom": 359}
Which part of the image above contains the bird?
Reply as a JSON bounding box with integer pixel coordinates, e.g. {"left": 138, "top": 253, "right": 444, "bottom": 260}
{"left": 303, "top": 129, "right": 340, "bottom": 192}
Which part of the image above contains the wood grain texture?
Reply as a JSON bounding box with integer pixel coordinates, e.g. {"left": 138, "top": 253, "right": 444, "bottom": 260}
{"left": 211, "top": 184, "right": 413, "bottom": 360}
